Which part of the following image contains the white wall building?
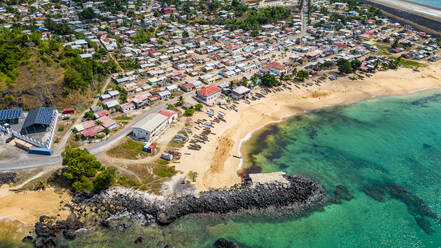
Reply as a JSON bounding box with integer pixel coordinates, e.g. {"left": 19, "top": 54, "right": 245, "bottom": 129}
{"left": 132, "top": 113, "right": 169, "bottom": 142}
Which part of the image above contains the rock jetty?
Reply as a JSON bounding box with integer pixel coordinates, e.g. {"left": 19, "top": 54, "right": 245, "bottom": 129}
{"left": 31, "top": 174, "right": 324, "bottom": 247}
{"left": 86, "top": 174, "right": 324, "bottom": 225}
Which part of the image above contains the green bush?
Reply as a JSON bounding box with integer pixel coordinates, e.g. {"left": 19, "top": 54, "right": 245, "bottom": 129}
{"left": 194, "top": 104, "right": 203, "bottom": 111}
{"left": 94, "top": 167, "right": 117, "bottom": 190}
{"left": 184, "top": 108, "right": 196, "bottom": 116}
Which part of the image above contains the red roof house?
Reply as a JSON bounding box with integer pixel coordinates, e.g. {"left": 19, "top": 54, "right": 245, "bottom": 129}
{"left": 360, "top": 32, "right": 375, "bottom": 39}
{"left": 158, "top": 109, "right": 178, "bottom": 122}
{"left": 266, "top": 62, "right": 286, "bottom": 75}
{"left": 80, "top": 120, "right": 97, "bottom": 129}
{"left": 94, "top": 110, "right": 109, "bottom": 119}
{"left": 196, "top": 85, "right": 221, "bottom": 106}
{"left": 335, "top": 43, "right": 349, "bottom": 49}
{"left": 148, "top": 95, "right": 161, "bottom": 102}
{"left": 80, "top": 125, "right": 105, "bottom": 138}
{"left": 180, "top": 83, "right": 195, "bottom": 92}
{"left": 97, "top": 116, "right": 117, "bottom": 130}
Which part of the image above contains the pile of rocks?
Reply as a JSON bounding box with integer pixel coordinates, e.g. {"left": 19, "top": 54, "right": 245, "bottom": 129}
{"left": 89, "top": 174, "right": 324, "bottom": 225}
{"left": 0, "top": 172, "right": 17, "bottom": 185}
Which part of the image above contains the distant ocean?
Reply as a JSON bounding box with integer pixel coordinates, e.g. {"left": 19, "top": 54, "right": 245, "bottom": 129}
{"left": 58, "top": 90, "right": 441, "bottom": 247}
{"left": 408, "top": 0, "right": 441, "bottom": 8}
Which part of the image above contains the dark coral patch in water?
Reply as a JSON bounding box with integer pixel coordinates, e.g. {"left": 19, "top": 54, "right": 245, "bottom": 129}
{"left": 362, "top": 183, "right": 440, "bottom": 234}
{"left": 362, "top": 186, "right": 386, "bottom": 202}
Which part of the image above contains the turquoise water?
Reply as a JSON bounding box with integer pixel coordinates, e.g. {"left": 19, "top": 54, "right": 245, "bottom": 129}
{"left": 63, "top": 91, "right": 441, "bottom": 247}
{"left": 409, "top": 0, "right": 441, "bottom": 8}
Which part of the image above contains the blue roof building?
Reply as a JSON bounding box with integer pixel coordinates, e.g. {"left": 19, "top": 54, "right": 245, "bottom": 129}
{"left": 21, "top": 107, "right": 54, "bottom": 134}
{"left": 0, "top": 108, "right": 23, "bottom": 124}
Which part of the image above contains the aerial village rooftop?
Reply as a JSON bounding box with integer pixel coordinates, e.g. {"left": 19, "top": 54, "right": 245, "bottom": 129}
{"left": 0, "top": 0, "right": 440, "bottom": 192}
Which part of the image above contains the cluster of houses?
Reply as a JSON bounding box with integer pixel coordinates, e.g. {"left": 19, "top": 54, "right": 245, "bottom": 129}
{"left": 73, "top": 109, "right": 117, "bottom": 139}
{"left": 1, "top": 0, "right": 440, "bottom": 155}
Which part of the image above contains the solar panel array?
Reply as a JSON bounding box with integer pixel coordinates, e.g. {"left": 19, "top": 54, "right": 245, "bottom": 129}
{"left": 22, "top": 107, "right": 54, "bottom": 129}
{"left": 0, "top": 108, "right": 23, "bottom": 120}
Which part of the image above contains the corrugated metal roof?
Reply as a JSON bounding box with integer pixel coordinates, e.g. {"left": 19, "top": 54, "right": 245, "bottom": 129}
{"left": 133, "top": 113, "right": 168, "bottom": 133}
{"left": 22, "top": 107, "right": 54, "bottom": 129}
{"left": 0, "top": 108, "right": 22, "bottom": 120}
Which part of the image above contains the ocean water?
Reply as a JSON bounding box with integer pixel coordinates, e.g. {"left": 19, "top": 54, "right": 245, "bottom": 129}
{"left": 409, "top": 0, "right": 441, "bottom": 8}
{"left": 61, "top": 91, "right": 441, "bottom": 248}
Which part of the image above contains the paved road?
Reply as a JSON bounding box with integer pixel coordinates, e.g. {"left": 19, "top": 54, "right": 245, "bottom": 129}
{"left": 0, "top": 93, "right": 189, "bottom": 171}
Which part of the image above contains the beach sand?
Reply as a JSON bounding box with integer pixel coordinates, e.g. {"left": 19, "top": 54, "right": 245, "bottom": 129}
{"left": 173, "top": 62, "right": 441, "bottom": 191}
{"left": 0, "top": 185, "right": 71, "bottom": 224}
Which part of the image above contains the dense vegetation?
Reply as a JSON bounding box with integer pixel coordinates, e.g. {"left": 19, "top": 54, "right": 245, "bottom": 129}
{"left": 159, "top": 0, "right": 291, "bottom": 31}
{"left": 0, "top": 27, "right": 119, "bottom": 101}
{"left": 224, "top": 7, "right": 292, "bottom": 31}
{"left": 60, "top": 45, "right": 119, "bottom": 93}
{"left": 62, "top": 148, "right": 116, "bottom": 192}
{"left": 0, "top": 29, "right": 32, "bottom": 86}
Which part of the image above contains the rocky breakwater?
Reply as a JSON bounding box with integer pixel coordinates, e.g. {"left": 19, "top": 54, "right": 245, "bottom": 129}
{"left": 29, "top": 174, "right": 323, "bottom": 247}
{"left": 88, "top": 174, "right": 324, "bottom": 225}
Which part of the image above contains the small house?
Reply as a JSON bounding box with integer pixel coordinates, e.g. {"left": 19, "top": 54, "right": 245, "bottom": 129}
{"left": 231, "top": 86, "right": 251, "bottom": 100}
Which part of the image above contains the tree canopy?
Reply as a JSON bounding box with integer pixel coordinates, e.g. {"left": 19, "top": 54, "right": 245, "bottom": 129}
{"left": 261, "top": 73, "right": 281, "bottom": 87}
{"left": 0, "top": 29, "right": 32, "bottom": 86}
{"left": 337, "top": 58, "right": 353, "bottom": 74}
{"left": 80, "top": 8, "right": 96, "bottom": 20}
{"left": 62, "top": 148, "right": 116, "bottom": 192}
{"left": 351, "top": 59, "right": 362, "bottom": 71}
{"left": 296, "top": 70, "right": 309, "bottom": 81}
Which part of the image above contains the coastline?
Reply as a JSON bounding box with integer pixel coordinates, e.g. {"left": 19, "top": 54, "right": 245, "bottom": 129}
{"left": 396, "top": 0, "right": 441, "bottom": 11}
{"left": 236, "top": 85, "right": 441, "bottom": 172}
{"left": 362, "top": 0, "right": 441, "bottom": 36}
{"left": 364, "top": 0, "right": 441, "bottom": 21}
{"left": 172, "top": 61, "right": 441, "bottom": 191}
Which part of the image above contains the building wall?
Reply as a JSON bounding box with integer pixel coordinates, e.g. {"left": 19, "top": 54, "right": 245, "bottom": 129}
{"left": 132, "top": 118, "right": 169, "bottom": 142}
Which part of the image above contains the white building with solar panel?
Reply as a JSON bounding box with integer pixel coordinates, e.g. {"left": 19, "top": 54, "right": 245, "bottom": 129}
{"left": 20, "top": 107, "right": 55, "bottom": 135}
{"left": 0, "top": 108, "right": 23, "bottom": 125}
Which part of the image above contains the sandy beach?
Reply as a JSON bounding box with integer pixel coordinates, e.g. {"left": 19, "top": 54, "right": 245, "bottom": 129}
{"left": 173, "top": 61, "right": 441, "bottom": 191}
{"left": 0, "top": 185, "right": 71, "bottom": 223}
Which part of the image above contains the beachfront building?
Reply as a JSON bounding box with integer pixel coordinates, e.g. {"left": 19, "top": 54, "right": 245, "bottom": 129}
{"left": 195, "top": 85, "right": 221, "bottom": 106}
{"left": 266, "top": 62, "right": 287, "bottom": 75}
{"left": 132, "top": 113, "right": 169, "bottom": 142}
{"left": 231, "top": 86, "right": 251, "bottom": 100}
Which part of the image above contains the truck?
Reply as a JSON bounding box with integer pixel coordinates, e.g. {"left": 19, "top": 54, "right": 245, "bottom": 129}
{"left": 28, "top": 147, "right": 53, "bottom": 156}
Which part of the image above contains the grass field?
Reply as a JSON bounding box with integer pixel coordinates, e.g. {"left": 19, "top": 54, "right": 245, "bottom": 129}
{"left": 114, "top": 116, "right": 132, "bottom": 121}
{"left": 389, "top": 56, "right": 426, "bottom": 68}
{"left": 120, "top": 162, "right": 178, "bottom": 194}
{"left": 106, "top": 138, "right": 148, "bottom": 160}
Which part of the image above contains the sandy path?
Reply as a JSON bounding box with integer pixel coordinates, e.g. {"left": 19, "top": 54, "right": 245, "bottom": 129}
{"left": 174, "top": 62, "right": 441, "bottom": 191}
